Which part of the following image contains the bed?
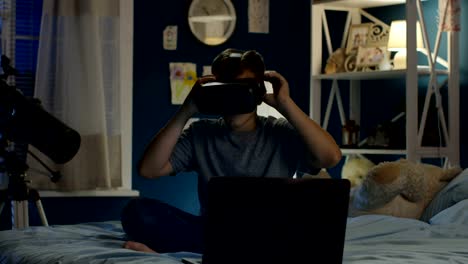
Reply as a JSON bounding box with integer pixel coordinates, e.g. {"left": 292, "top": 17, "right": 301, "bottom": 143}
{"left": 2, "top": 169, "right": 468, "bottom": 264}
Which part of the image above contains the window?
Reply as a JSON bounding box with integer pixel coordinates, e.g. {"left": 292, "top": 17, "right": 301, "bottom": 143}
{"left": 0, "top": 0, "right": 42, "bottom": 96}
{"left": 1, "top": 0, "right": 137, "bottom": 197}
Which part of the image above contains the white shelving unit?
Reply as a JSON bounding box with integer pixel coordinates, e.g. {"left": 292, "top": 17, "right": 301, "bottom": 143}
{"left": 310, "top": 0, "right": 460, "bottom": 167}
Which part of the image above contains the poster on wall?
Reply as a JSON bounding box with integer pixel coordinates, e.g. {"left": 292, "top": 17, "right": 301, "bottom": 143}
{"left": 248, "top": 0, "right": 269, "bottom": 33}
{"left": 169, "top": 63, "right": 197, "bottom": 104}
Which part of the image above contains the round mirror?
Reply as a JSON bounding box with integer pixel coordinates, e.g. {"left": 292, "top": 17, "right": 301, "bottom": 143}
{"left": 188, "top": 0, "right": 236, "bottom": 46}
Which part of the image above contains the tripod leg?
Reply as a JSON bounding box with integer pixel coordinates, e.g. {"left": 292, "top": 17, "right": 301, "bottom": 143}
{"left": 0, "top": 189, "right": 6, "bottom": 217}
{"left": 0, "top": 201, "right": 4, "bottom": 218}
{"left": 29, "top": 189, "right": 49, "bottom": 226}
{"left": 12, "top": 200, "right": 29, "bottom": 229}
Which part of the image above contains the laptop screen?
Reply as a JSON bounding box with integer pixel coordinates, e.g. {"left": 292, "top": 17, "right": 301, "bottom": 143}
{"left": 202, "top": 177, "right": 350, "bottom": 264}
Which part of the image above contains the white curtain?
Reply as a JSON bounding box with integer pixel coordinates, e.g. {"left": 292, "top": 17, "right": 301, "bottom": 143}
{"left": 29, "top": 0, "right": 125, "bottom": 191}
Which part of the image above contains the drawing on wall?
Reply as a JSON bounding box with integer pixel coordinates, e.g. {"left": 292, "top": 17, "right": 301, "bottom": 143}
{"left": 248, "top": 0, "right": 269, "bottom": 33}
{"left": 163, "top": 25, "right": 178, "bottom": 50}
{"left": 169, "top": 63, "right": 197, "bottom": 104}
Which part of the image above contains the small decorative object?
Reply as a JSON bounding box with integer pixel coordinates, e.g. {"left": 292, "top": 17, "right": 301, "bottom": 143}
{"left": 367, "top": 121, "right": 405, "bottom": 149}
{"left": 439, "top": 0, "right": 461, "bottom": 32}
{"left": 345, "top": 23, "right": 372, "bottom": 55}
{"left": 378, "top": 54, "right": 393, "bottom": 71}
{"left": 356, "top": 46, "right": 388, "bottom": 67}
{"left": 342, "top": 120, "right": 360, "bottom": 147}
{"left": 367, "top": 124, "right": 390, "bottom": 147}
{"left": 324, "top": 48, "right": 346, "bottom": 74}
{"left": 366, "top": 113, "right": 405, "bottom": 148}
{"left": 344, "top": 53, "right": 357, "bottom": 72}
{"left": 366, "top": 23, "right": 390, "bottom": 47}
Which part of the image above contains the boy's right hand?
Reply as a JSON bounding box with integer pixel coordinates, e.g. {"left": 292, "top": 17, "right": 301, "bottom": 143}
{"left": 182, "top": 75, "right": 216, "bottom": 116}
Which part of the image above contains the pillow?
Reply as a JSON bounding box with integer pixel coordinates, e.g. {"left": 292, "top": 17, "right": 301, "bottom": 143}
{"left": 420, "top": 168, "right": 468, "bottom": 222}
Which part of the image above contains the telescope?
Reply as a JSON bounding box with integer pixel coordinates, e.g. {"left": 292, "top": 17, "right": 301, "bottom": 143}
{"left": 0, "top": 66, "right": 81, "bottom": 163}
{"left": 0, "top": 54, "right": 81, "bottom": 228}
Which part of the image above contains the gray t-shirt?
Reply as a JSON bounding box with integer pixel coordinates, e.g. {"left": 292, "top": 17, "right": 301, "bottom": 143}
{"left": 170, "top": 115, "right": 316, "bottom": 212}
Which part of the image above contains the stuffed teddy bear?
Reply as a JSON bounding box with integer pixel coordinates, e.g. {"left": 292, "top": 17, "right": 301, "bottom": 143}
{"left": 341, "top": 155, "right": 375, "bottom": 188}
{"left": 349, "top": 159, "right": 462, "bottom": 219}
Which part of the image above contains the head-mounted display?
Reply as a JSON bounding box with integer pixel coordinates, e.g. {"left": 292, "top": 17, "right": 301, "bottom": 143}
{"left": 193, "top": 79, "right": 266, "bottom": 115}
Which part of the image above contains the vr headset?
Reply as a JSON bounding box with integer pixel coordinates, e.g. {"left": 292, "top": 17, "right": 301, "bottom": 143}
{"left": 192, "top": 79, "right": 266, "bottom": 115}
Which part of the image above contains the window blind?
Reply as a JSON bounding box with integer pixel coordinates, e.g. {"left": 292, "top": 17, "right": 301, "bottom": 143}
{"left": 14, "top": 0, "right": 42, "bottom": 97}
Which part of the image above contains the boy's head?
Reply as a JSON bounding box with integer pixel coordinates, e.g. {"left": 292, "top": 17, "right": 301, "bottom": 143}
{"left": 212, "top": 49, "right": 265, "bottom": 82}
{"left": 194, "top": 49, "right": 267, "bottom": 128}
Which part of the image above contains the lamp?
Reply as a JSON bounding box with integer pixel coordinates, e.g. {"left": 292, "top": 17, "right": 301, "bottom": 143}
{"left": 387, "top": 20, "right": 424, "bottom": 70}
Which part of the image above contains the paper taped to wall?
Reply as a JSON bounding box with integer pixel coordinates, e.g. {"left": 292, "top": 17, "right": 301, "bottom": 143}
{"left": 163, "top": 25, "right": 178, "bottom": 50}
{"left": 249, "top": 0, "right": 269, "bottom": 33}
{"left": 169, "top": 62, "right": 197, "bottom": 104}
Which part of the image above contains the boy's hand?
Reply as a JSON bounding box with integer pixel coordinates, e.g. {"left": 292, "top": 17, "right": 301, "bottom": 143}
{"left": 263, "top": 71, "right": 291, "bottom": 110}
{"left": 182, "top": 75, "right": 216, "bottom": 115}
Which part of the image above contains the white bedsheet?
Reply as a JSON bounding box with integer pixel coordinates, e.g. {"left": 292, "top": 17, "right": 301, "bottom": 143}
{"left": 1, "top": 199, "right": 468, "bottom": 264}
{"left": 344, "top": 199, "right": 468, "bottom": 263}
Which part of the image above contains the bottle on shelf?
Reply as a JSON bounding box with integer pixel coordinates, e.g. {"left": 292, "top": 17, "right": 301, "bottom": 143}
{"left": 342, "top": 120, "right": 360, "bottom": 148}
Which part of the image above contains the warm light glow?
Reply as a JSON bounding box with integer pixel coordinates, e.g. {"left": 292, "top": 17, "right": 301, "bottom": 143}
{"left": 387, "top": 20, "right": 424, "bottom": 69}
{"left": 204, "top": 37, "right": 227, "bottom": 45}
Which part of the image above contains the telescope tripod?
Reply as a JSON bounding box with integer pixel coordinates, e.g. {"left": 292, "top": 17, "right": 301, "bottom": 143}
{"left": 0, "top": 173, "right": 49, "bottom": 229}
{"left": 0, "top": 137, "right": 49, "bottom": 229}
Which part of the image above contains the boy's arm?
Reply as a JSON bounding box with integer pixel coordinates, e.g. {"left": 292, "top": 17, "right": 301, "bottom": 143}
{"left": 263, "top": 71, "right": 342, "bottom": 169}
{"left": 137, "top": 104, "right": 194, "bottom": 178}
{"left": 138, "top": 76, "right": 215, "bottom": 178}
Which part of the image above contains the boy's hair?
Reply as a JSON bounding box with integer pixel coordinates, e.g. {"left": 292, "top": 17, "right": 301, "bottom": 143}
{"left": 211, "top": 49, "right": 265, "bottom": 82}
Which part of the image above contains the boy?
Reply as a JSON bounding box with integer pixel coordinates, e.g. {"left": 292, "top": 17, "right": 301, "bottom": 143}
{"left": 121, "top": 49, "right": 342, "bottom": 253}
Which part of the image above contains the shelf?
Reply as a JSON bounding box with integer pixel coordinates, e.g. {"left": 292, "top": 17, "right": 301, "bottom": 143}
{"left": 310, "top": 0, "right": 459, "bottom": 166}
{"left": 39, "top": 189, "right": 140, "bottom": 197}
{"left": 341, "top": 148, "right": 406, "bottom": 155}
{"left": 189, "top": 15, "right": 235, "bottom": 23}
{"left": 341, "top": 147, "right": 450, "bottom": 157}
{"left": 312, "top": 0, "right": 406, "bottom": 9}
{"left": 313, "top": 68, "right": 449, "bottom": 80}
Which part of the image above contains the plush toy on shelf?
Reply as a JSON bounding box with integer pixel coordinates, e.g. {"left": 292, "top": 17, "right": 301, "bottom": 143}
{"left": 324, "top": 48, "right": 346, "bottom": 74}
{"left": 348, "top": 159, "right": 462, "bottom": 219}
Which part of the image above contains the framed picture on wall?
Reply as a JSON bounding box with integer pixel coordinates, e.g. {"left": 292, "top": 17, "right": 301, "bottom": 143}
{"left": 346, "top": 23, "right": 372, "bottom": 54}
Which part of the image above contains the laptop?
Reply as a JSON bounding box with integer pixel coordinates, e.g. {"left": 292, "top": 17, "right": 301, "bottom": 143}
{"left": 198, "top": 177, "right": 351, "bottom": 264}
